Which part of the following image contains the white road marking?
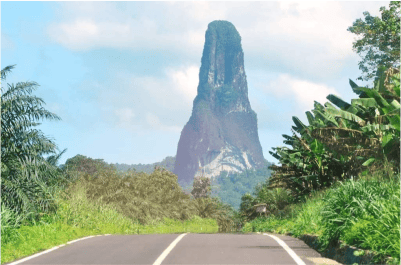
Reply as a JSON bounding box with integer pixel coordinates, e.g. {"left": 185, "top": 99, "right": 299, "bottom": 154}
{"left": 153, "top": 233, "right": 188, "bottom": 265}
{"left": 7, "top": 246, "right": 61, "bottom": 265}
{"left": 66, "top": 235, "right": 95, "bottom": 244}
{"left": 7, "top": 235, "right": 103, "bottom": 265}
{"left": 263, "top": 233, "right": 306, "bottom": 265}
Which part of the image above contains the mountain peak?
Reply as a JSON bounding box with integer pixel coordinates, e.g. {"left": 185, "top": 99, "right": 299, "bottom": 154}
{"left": 174, "top": 21, "right": 264, "bottom": 185}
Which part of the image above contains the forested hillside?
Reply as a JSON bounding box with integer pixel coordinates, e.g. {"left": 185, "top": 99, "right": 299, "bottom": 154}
{"left": 210, "top": 160, "right": 273, "bottom": 210}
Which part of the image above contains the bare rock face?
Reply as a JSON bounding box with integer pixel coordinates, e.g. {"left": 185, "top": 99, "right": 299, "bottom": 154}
{"left": 174, "top": 20, "right": 265, "bottom": 186}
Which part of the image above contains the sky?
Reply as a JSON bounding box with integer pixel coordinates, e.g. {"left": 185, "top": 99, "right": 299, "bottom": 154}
{"left": 1, "top": 1, "right": 390, "bottom": 166}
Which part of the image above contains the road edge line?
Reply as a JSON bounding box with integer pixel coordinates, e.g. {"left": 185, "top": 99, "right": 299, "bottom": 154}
{"left": 153, "top": 233, "right": 188, "bottom": 265}
{"left": 263, "top": 233, "right": 306, "bottom": 265}
{"left": 7, "top": 234, "right": 104, "bottom": 265}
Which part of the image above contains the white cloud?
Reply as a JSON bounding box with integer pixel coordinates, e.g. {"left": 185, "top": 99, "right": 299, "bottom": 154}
{"left": 2, "top": 32, "right": 15, "bottom": 50}
{"left": 47, "top": 1, "right": 388, "bottom": 78}
{"left": 264, "top": 74, "right": 339, "bottom": 112}
{"left": 89, "top": 65, "right": 198, "bottom": 133}
{"left": 146, "top": 112, "right": 181, "bottom": 132}
{"left": 168, "top": 66, "right": 199, "bottom": 104}
{"left": 114, "top": 108, "right": 135, "bottom": 124}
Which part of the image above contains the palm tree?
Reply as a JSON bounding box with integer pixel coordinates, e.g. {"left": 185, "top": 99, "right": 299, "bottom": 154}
{"left": 1, "top": 65, "right": 67, "bottom": 220}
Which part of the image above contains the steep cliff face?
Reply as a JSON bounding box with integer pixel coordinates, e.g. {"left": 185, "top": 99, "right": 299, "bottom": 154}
{"left": 174, "top": 20, "right": 265, "bottom": 185}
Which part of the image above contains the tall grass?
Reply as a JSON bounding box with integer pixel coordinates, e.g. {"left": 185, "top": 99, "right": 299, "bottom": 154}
{"left": 241, "top": 168, "right": 400, "bottom": 264}
{"left": 320, "top": 168, "right": 400, "bottom": 263}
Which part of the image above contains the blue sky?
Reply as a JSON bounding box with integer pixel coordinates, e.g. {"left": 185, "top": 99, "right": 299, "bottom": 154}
{"left": 1, "top": 1, "right": 389, "bottom": 166}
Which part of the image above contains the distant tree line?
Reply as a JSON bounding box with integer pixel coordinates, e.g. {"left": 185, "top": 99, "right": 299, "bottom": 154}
{"left": 110, "top": 156, "right": 176, "bottom": 174}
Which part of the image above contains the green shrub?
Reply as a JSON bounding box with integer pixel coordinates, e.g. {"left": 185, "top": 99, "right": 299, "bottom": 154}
{"left": 319, "top": 170, "right": 400, "bottom": 263}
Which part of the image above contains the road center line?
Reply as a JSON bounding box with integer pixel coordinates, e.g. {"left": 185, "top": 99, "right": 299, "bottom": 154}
{"left": 263, "top": 233, "right": 306, "bottom": 265}
{"left": 153, "top": 233, "right": 188, "bottom": 265}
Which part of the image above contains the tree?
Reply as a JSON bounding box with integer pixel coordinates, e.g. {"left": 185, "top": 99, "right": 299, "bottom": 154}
{"left": 1, "top": 65, "right": 67, "bottom": 219}
{"left": 348, "top": 1, "right": 400, "bottom": 81}
{"left": 63, "top": 154, "right": 115, "bottom": 175}
{"left": 191, "top": 176, "right": 211, "bottom": 199}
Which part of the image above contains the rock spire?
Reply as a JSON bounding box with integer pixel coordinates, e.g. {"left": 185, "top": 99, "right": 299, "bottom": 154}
{"left": 173, "top": 20, "right": 265, "bottom": 185}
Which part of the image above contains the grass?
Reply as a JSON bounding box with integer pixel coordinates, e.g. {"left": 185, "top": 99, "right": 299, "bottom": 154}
{"left": 241, "top": 169, "right": 400, "bottom": 264}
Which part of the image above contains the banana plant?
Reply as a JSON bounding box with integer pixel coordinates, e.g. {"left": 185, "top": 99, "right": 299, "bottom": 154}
{"left": 313, "top": 66, "right": 400, "bottom": 172}
{"left": 268, "top": 65, "right": 399, "bottom": 203}
{"left": 268, "top": 106, "right": 343, "bottom": 200}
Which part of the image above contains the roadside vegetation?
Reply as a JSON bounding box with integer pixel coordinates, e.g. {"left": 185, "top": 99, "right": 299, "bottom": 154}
{"left": 240, "top": 164, "right": 400, "bottom": 264}
{"left": 1, "top": 174, "right": 219, "bottom": 264}
{"left": 238, "top": 63, "right": 400, "bottom": 264}
{"left": 237, "top": 3, "right": 400, "bottom": 265}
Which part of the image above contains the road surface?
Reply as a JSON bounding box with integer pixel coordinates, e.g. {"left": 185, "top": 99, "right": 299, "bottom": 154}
{"left": 6, "top": 233, "right": 341, "bottom": 265}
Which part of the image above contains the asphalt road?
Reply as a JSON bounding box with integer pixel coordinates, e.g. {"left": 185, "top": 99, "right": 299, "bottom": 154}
{"left": 7, "top": 233, "right": 341, "bottom": 265}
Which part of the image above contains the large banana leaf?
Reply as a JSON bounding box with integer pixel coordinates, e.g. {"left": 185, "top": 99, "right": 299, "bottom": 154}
{"left": 355, "top": 87, "right": 390, "bottom": 109}
{"left": 351, "top": 98, "right": 378, "bottom": 108}
{"left": 269, "top": 151, "right": 281, "bottom": 160}
{"left": 345, "top": 105, "right": 361, "bottom": 115}
{"left": 361, "top": 124, "right": 394, "bottom": 134}
{"left": 326, "top": 108, "right": 365, "bottom": 126}
{"left": 310, "top": 139, "right": 324, "bottom": 155}
{"left": 292, "top": 116, "right": 307, "bottom": 132}
{"left": 382, "top": 133, "right": 393, "bottom": 148}
{"left": 282, "top": 134, "right": 295, "bottom": 146}
{"left": 373, "top": 65, "right": 387, "bottom": 92}
{"left": 314, "top": 109, "right": 339, "bottom": 127}
{"left": 324, "top": 102, "right": 338, "bottom": 110}
{"left": 388, "top": 99, "right": 400, "bottom": 110}
{"left": 305, "top": 111, "right": 315, "bottom": 126}
{"left": 386, "top": 115, "right": 400, "bottom": 132}
{"left": 282, "top": 134, "right": 294, "bottom": 141}
{"left": 382, "top": 134, "right": 399, "bottom": 156}
{"left": 314, "top": 101, "right": 325, "bottom": 111}
{"left": 327, "top": 94, "right": 351, "bottom": 110}
{"left": 391, "top": 76, "right": 400, "bottom": 97}
{"left": 349, "top": 79, "right": 368, "bottom": 97}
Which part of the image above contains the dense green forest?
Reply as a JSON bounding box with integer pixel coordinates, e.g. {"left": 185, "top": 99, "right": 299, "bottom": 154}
{"left": 110, "top": 156, "right": 176, "bottom": 173}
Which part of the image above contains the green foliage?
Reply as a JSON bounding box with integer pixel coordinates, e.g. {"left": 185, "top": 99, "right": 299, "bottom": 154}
{"left": 211, "top": 163, "right": 272, "bottom": 210}
{"left": 66, "top": 168, "right": 195, "bottom": 225}
{"left": 253, "top": 187, "right": 295, "bottom": 217}
{"left": 56, "top": 163, "right": 239, "bottom": 233}
{"left": 1, "top": 185, "right": 218, "bottom": 264}
{"left": 239, "top": 65, "right": 400, "bottom": 264}
{"left": 111, "top": 156, "right": 175, "bottom": 174}
{"left": 1, "top": 65, "right": 68, "bottom": 221}
{"left": 240, "top": 168, "right": 399, "bottom": 264}
{"left": 1, "top": 203, "right": 23, "bottom": 245}
{"left": 63, "top": 154, "right": 115, "bottom": 175}
{"left": 321, "top": 172, "right": 400, "bottom": 263}
{"left": 348, "top": 2, "right": 400, "bottom": 81}
{"left": 191, "top": 176, "right": 212, "bottom": 199}
{"left": 267, "top": 65, "right": 400, "bottom": 202}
